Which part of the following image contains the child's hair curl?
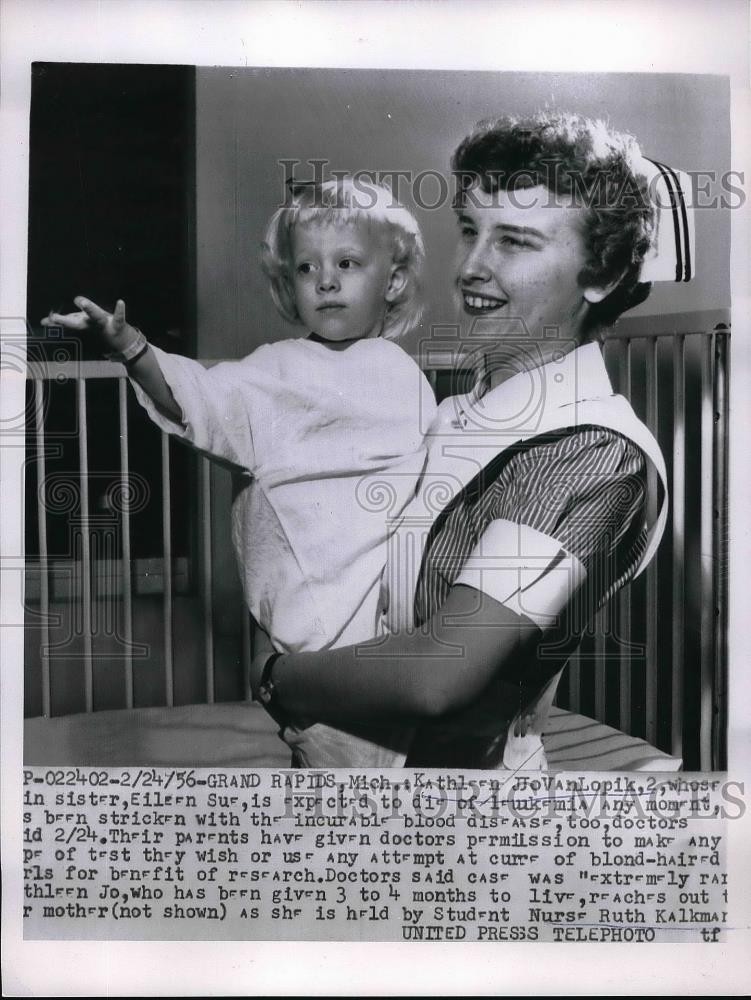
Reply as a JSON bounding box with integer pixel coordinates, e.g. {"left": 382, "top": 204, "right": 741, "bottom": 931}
{"left": 261, "top": 177, "right": 426, "bottom": 341}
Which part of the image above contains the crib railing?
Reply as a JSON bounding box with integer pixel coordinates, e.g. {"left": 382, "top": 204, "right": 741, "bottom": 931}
{"left": 25, "top": 357, "right": 240, "bottom": 715}
{"left": 603, "top": 322, "right": 728, "bottom": 771}
{"left": 24, "top": 317, "right": 730, "bottom": 769}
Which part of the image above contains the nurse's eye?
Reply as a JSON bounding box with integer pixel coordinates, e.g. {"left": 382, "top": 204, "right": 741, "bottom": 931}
{"left": 498, "top": 235, "right": 526, "bottom": 249}
{"left": 459, "top": 224, "right": 477, "bottom": 241}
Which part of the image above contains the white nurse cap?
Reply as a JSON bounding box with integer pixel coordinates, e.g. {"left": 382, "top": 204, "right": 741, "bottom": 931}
{"left": 636, "top": 157, "right": 695, "bottom": 283}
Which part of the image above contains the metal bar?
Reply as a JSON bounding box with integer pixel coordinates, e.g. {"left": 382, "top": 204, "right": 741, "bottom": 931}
{"left": 618, "top": 338, "right": 632, "bottom": 732}
{"left": 567, "top": 647, "right": 581, "bottom": 714}
{"left": 618, "top": 587, "right": 632, "bottom": 735}
{"left": 645, "top": 337, "right": 659, "bottom": 746}
{"left": 27, "top": 360, "right": 126, "bottom": 380}
{"left": 118, "top": 379, "right": 134, "bottom": 709}
{"left": 242, "top": 609, "right": 252, "bottom": 702}
{"left": 619, "top": 337, "right": 632, "bottom": 401}
{"left": 34, "top": 380, "right": 51, "bottom": 718}
{"left": 102, "top": 528, "right": 117, "bottom": 639}
{"left": 713, "top": 329, "right": 729, "bottom": 770}
{"left": 77, "top": 379, "right": 94, "bottom": 712}
{"left": 25, "top": 358, "right": 224, "bottom": 381}
{"left": 25, "top": 340, "right": 721, "bottom": 382}
{"left": 671, "top": 335, "right": 686, "bottom": 760}
{"left": 699, "top": 335, "right": 714, "bottom": 770}
{"left": 607, "top": 307, "right": 730, "bottom": 341}
{"left": 594, "top": 614, "right": 606, "bottom": 722}
{"left": 606, "top": 328, "right": 709, "bottom": 341}
{"left": 200, "top": 457, "right": 215, "bottom": 703}
{"left": 161, "top": 432, "right": 174, "bottom": 707}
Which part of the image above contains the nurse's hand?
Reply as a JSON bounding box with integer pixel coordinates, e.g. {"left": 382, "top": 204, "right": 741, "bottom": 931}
{"left": 249, "top": 620, "right": 276, "bottom": 701}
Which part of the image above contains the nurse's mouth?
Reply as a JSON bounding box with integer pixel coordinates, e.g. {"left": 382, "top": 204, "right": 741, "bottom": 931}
{"left": 461, "top": 292, "right": 508, "bottom": 314}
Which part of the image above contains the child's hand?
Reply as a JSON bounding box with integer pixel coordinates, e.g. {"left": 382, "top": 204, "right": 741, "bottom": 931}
{"left": 42, "top": 297, "right": 138, "bottom": 353}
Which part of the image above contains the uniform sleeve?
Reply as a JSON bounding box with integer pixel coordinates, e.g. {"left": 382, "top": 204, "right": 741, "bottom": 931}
{"left": 129, "top": 345, "right": 263, "bottom": 472}
{"left": 454, "top": 429, "right": 647, "bottom": 630}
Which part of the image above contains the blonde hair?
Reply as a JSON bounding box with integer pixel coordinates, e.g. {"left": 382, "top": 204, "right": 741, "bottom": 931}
{"left": 261, "top": 177, "right": 426, "bottom": 341}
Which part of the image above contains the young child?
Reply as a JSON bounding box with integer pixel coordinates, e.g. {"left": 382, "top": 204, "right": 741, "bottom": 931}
{"left": 43, "top": 178, "right": 437, "bottom": 767}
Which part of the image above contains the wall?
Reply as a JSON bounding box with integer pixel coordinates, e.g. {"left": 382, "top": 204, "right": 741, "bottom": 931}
{"left": 195, "top": 68, "right": 731, "bottom": 360}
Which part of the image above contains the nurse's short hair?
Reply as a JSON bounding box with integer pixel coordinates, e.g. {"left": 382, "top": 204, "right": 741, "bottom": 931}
{"left": 261, "top": 177, "right": 426, "bottom": 341}
{"left": 452, "top": 111, "right": 657, "bottom": 326}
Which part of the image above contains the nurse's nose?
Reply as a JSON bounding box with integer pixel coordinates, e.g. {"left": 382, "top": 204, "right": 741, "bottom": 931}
{"left": 460, "top": 237, "right": 492, "bottom": 284}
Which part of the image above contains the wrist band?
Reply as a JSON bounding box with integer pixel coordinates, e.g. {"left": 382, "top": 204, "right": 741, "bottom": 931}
{"left": 104, "top": 327, "right": 148, "bottom": 364}
{"left": 255, "top": 652, "right": 283, "bottom": 707}
{"left": 123, "top": 341, "right": 149, "bottom": 366}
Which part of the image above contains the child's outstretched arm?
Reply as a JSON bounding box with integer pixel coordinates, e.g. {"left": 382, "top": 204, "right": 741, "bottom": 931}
{"left": 42, "top": 297, "right": 182, "bottom": 421}
{"left": 43, "top": 296, "right": 260, "bottom": 471}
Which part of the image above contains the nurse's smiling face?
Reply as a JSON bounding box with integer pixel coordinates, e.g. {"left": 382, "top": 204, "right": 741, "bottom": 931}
{"left": 456, "top": 185, "right": 604, "bottom": 344}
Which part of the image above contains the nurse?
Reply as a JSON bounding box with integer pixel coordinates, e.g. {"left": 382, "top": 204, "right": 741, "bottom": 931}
{"left": 251, "top": 111, "right": 692, "bottom": 768}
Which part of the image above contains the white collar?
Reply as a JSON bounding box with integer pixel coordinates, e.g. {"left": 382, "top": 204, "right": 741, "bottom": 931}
{"left": 439, "top": 341, "right": 614, "bottom": 435}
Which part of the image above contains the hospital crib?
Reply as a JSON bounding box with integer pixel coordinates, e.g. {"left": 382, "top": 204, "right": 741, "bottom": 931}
{"left": 23, "top": 310, "right": 729, "bottom": 771}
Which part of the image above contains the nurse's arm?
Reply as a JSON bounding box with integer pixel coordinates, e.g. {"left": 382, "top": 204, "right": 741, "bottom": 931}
{"left": 251, "top": 584, "right": 541, "bottom": 721}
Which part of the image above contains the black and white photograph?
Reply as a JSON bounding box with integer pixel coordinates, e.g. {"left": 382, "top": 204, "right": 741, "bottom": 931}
{"left": 2, "top": 0, "right": 750, "bottom": 994}
{"left": 19, "top": 58, "right": 734, "bottom": 775}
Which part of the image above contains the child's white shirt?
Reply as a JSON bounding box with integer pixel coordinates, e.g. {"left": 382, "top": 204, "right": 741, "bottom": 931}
{"left": 130, "top": 335, "right": 437, "bottom": 765}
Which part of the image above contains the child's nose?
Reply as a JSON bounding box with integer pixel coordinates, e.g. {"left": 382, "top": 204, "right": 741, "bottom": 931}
{"left": 317, "top": 267, "right": 340, "bottom": 292}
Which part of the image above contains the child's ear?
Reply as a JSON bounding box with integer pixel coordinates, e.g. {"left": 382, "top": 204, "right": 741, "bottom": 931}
{"left": 385, "top": 266, "right": 408, "bottom": 303}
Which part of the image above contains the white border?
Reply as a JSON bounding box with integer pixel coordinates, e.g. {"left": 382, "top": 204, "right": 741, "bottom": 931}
{"left": 2, "top": 0, "right": 750, "bottom": 995}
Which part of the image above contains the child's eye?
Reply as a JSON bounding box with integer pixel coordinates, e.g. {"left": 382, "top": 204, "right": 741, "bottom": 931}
{"left": 296, "top": 262, "right": 314, "bottom": 275}
{"left": 338, "top": 258, "right": 358, "bottom": 270}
